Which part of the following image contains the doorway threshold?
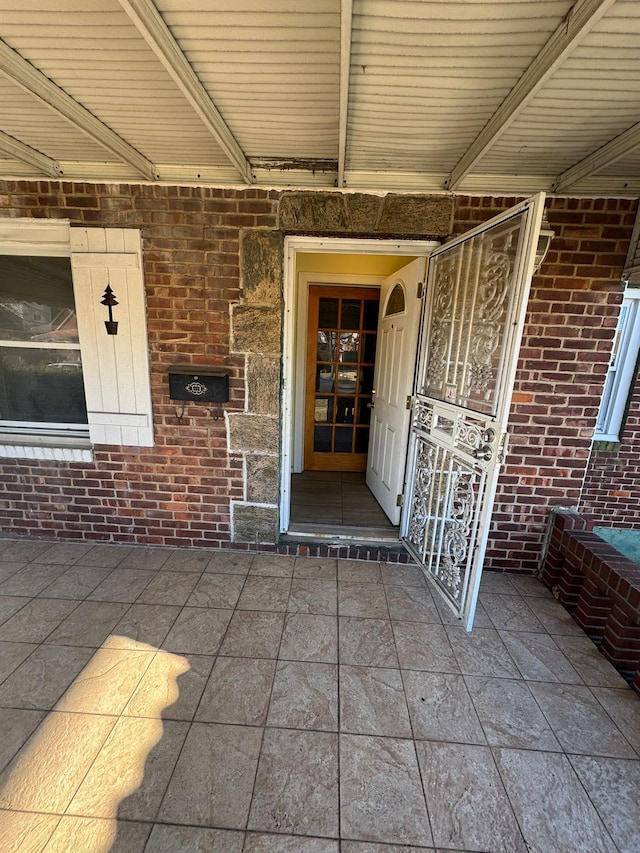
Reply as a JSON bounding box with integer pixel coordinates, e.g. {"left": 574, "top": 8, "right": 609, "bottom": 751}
{"left": 284, "top": 522, "right": 400, "bottom": 547}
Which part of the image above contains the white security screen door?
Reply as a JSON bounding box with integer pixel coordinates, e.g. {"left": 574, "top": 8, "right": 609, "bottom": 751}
{"left": 366, "top": 258, "right": 426, "bottom": 524}
{"left": 402, "top": 195, "right": 545, "bottom": 630}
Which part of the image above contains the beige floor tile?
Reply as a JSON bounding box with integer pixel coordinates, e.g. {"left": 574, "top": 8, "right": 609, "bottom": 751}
{"left": 55, "top": 646, "right": 156, "bottom": 715}
{"left": 293, "top": 557, "right": 337, "bottom": 579}
{"left": 136, "top": 571, "right": 201, "bottom": 606}
{"left": 506, "top": 574, "right": 552, "bottom": 597}
{"left": 76, "top": 543, "right": 134, "bottom": 568}
{"left": 403, "top": 671, "right": 485, "bottom": 744}
{"left": 244, "top": 834, "right": 339, "bottom": 852}
{"left": 0, "top": 708, "right": 46, "bottom": 772}
{"left": 187, "top": 573, "right": 246, "bottom": 608}
{"left": 123, "top": 650, "right": 205, "bottom": 721}
{"left": 145, "top": 823, "right": 245, "bottom": 852}
{"left": 0, "top": 640, "right": 38, "bottom": 682}
{"left": 280, "top": 613, "right": 338, "bottom": 663}
{"left": 569, "top": 755, "right": 640, "bottom": 853}
{"left": 159, "top": 722, "right": 262, "bottom": 828}
{"left": 237, "top": 576, "right": 291, "bottom": 612}
{"left": 0, "top": 595, "right": 29, "bottom": 624}
{"left": 68, "top": 717, "right": 189, "bottom": 821}
{"left": 248, "top": 728, "right": 339, "bottom": 837}
{"left": 529, "top": 682, "right": 636, "bottom": 757}
{"left": 206, "top": 551, "right": 254, "bottom": 574}
{"left": 0, "top": 710, "right": 116, "bottom": 813}
{"left": 219, "top": 611, "right": 285, "bottom": 658}
{"left": 481, "top": 593, "right": 544, "bottom": 632}
{"left": 498, "top": 630, "right": 582, "bottom": 683}
{"left": 434, "top": 595, "right": 492, "bottom": 628}
{"left": 119, "top": 548, "right": 172, "bottom": 571}
{"left": 340, "top": 665, "right": 411, "bottom": 737}
{"left": 551, "top": 633, "right": 630, "bottom": 688}
{"left": 417, "top": 741, "right": 526, "bottom": 853}
{"left": 341, "top": 845, "right": 434, "bottom": 853}
{"left": 33, "top": 542, "right": 94, "bottom": 565}
{"left": 44, "top": 600, "right": 130, "bottom": 647}
{"left": 525, "top": 595, "right": 585, "bottom": 635}
{"left": 0, "top": 644, "right": 93, "bottom": 710}
{"left": 0, "top": 810, "right": 59, "bottom": 853}
{"left": 339, "top": 617, "right": 399, "bottom": 667}
{"left": 338, "top": 582, "right": 389, "bottom": 619}
{"left": 493, "top": 748, "right": 617, "bottom": 853}
{"left": 445, "top": 626, "right": 520, "bottom": 678}
{"left": 340, "top": 733, "right": 432, "bottom": 846}
{"left": 267, "top": 660, "right": 338, "bottom": 731}
{"left": 287, "top": 578, "right": 337, "bottom": 615}
{"left": 393, "top": 621, "right": 459, "bottom": 673}
{"left": 385, "top": 585, "right": 441, "bottom": 624}
{"left": 0, "top": 563, "right": 68, "bottom": 596}
{"left": 337, "top": 560, "right": 382, "bottom": 584}
{"left": 464, "top": 676, "right": 561, "bottom": 750}
{"left": 590, "top": 686, "right": 640, "bottom": 756}
{"left": 87, "top": 569, "right": 156, "bottom": 603}
{"left": 478, "top": 572, "right": 518, "bottom": 594}
{"left": 161, "top": 549, "right": 213, "bottom": 573}
{"left": 110, "top": 603, "right": 181, "bottom": 649}
{"left": 196, "top": 656, "right": 276, "bottom": 725}
{"left": 380, "top": 564, "right": 426, "bottom": 587}
{"left": 0, "top": 540, "right": 52, "bottom": 563}
{"left": 250, "top": 554, "right": 296, "bottom": 577}
{"left": 37, "top": 565, "right": 112, "bottom": 599}
{"left": 0, "top": 598, "right": 78, "bottom": 643}
{"left": 43, "top": 816, "right": 151, "bottom": 853}
{"left": 162, "top": 607, "right": 232, "bottom": 655}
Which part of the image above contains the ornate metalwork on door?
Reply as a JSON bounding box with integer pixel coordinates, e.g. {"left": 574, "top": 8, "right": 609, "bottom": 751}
{"left": 421, "top": 217, "right": 522, "bottom": 417}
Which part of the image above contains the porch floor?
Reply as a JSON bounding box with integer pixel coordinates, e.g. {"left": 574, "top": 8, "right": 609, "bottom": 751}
{"left": 0, "top": 538, "right": 637, "bottom": 852}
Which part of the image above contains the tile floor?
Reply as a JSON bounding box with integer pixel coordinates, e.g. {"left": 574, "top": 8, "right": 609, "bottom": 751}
{"left": 0, "top": 538, "right": 638, "bottom": 852}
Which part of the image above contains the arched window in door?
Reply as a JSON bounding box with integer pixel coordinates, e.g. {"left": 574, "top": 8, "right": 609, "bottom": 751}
{"left": 384, "top": 282, "right": 406, "bottom": 316}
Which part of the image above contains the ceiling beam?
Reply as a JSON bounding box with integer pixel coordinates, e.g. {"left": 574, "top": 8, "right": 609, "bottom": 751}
{"left": 0, "top": 39, "right": 158, "bottom": 182}
{"left": 0, "top": 129, "right": 62, "bottom": 178}
{"left": 445, "top": 0, "right": 617, "bottom": 191}
{"left": 338, "top": 0, "right": 353, "bottom": 189}
{"left": 118, "top": 0, "right": 252, "bottom": 184}
{"left": 553, "top": 121, "right": 640, "bottom": 193}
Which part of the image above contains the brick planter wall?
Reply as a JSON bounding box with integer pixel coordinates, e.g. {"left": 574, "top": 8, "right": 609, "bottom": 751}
{"left": 540, "top": 510, "right": 640, "bottom": 690}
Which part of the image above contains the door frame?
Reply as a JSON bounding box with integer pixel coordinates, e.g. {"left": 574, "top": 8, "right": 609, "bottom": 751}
{"left": 280, "top": 236, "right": 439, "bottom": 534}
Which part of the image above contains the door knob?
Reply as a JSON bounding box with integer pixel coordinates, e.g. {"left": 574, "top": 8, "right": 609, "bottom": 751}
{"left": 366, "top": 402, "right": 375, "bottom": 408}
{"left": 473, "top": 444, "right": 493, "bottom": 461}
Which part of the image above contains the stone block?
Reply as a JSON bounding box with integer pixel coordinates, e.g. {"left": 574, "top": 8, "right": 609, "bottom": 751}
{"left": 377, "top": 194, "right": 453, "bottom": 236}
{"left": 231, "top": 305, "right": 281, "bottom": 354}
{"left": 246, "top": 454, "right": 279, "bottom": 504}
{"left": 240, "top": 229, "right": 284, "bottom": 306}
{"left": 228, "top": 414, "right": 279, "bottom": 454}
{"left": 346, "top": 193, "right": 383, "bottom": 232}
{"left": 233, "top": 503, "right": 279, "bottom": 544}
{"left": 247, "top": 354, "right": 280, "bottom": 415}
{"left": 279, "top": 192, "right": 348, "bottom": 232}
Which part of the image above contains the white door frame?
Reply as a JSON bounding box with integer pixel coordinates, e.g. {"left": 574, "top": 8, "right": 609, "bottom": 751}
{"left": 280, "top": 236, "right": 439, "bottom": 533}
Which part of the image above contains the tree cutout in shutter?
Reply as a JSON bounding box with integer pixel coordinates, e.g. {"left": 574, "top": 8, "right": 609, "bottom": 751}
{"left": 101, "top": 284, "right": 119, "bottom": 335}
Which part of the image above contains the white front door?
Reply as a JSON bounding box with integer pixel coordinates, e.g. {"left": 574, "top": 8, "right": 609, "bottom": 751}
{"left": 366, "top": 258, "right": 426, "bottom": 524}
{"left": 402, "top": 194, "right": 545, "bottom": 629}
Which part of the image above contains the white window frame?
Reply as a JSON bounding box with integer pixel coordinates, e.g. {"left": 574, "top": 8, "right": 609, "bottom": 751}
{"left": 0, "top": 219, "right": 154, "bottom": 460}
{"left": 594, "top": 286, "right": 640, "bottom": 443}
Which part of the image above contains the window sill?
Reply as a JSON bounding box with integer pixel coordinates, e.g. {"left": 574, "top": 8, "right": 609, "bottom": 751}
{"left": 0, "top": 435, "right": 93, "bottom": 462}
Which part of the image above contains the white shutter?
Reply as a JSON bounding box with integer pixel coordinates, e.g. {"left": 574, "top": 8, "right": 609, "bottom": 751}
{"left": 70, "top": 227, "right": 154, "bottom": 447}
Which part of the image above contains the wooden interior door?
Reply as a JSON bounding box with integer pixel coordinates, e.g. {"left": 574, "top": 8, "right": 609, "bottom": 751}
{"left": 304, "top": 285, "right": 380, "bottom": 471}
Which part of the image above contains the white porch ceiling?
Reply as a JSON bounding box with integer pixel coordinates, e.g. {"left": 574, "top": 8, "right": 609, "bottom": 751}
{"left": 0, "top": 0, "right": 639, "bottom": 195}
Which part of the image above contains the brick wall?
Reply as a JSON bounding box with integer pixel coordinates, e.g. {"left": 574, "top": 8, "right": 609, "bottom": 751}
{"left": 454, "top": 197, "right": 637, "bottom": 572}
{"left": 580, "top": 372, "right": 640, "bottom": 526}
{"left": 0, "top": 182, "right": 637, "bottom": 565}
{"left": 0, "top": 181, "right": 278, "bottom": 546}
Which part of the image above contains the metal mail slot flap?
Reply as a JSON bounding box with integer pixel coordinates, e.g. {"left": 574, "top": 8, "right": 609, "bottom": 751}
{"left": 168, "top": 365, "right": 230, "bottom": 403}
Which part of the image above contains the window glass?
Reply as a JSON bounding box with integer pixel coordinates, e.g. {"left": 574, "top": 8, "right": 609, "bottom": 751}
{"left": 385, "top": 283, "right": 406, "bottom": 315}
{"left": 0, "top": 255, "right": 88, "bottom": 431}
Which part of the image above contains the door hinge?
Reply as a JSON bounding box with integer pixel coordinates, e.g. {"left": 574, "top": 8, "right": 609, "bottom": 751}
{"left": 406, "top": 395, "right": 413, "bottom": 410}
{"left": 417, "top": 281, "right": 424, "bottom": 298}
{"left": 396, "top": 493, "right": 404, "bottom": 507}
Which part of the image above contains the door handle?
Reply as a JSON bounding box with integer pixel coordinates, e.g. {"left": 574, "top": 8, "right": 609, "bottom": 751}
{"left": 366, "top": 402, "right": 375, "bottom": 408}
{"left": 473, "top": 444, "right": 493, "bottom": 461}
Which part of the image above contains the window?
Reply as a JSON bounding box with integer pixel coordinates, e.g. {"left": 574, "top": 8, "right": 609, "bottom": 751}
{"left": 594, "top": 287, "right": 640, "bottom": 443}
{"left": 0, "top": 219, "right": 154, "bottom": 459}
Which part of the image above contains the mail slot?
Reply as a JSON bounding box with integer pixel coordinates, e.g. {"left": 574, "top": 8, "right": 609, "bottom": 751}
{"left": 168, "top": 365, "right": 230, "bottom": 403}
